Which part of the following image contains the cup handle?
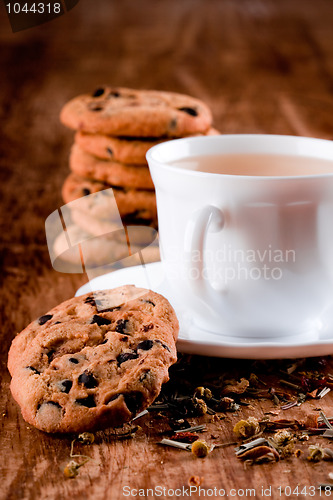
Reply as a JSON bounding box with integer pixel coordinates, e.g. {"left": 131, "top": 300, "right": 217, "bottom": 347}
{"left": 184, "top": 205, "right": 225, "bottom": 304}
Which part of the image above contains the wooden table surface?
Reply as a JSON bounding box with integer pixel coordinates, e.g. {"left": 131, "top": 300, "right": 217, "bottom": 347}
{"left": 2, "top": 1, "right": 333, "bottom": 498}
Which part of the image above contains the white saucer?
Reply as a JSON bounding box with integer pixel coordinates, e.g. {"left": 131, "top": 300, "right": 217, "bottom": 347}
{"left": 76, "top": 262, "right": 333, "bottom": 359}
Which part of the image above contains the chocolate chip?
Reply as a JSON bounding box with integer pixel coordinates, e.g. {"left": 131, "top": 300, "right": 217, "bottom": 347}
{"left": 137, "top": 340, "right": 154, "bottom": 351}
{"left": 155, "top": 340, "right": 171, "bottom": 352}
{"left": 69, "top": 357, "right": 79, "bottom": 364}
{"left": 88, "top": 102, "right": 104, "bottom": 112}
{"left": 91, "top": 315, "right": 111, "bottom": 326}
{"left": 46, "top": 350, "right": 55, "bottom": 361}
{"left": 177, "top": 106, "right": 198, "bottom": 117}
{"left": 117, "top": 352, "right": 139, "bottom": 365}
{"left": 109, "top": 90, "right": 120, "bottom": 97}
{"left": 82, "top": 188, "right": 91, "bottom": 196}
{"left": 78, "top": 370, "right": 98, "bottom": 388}
{"left": 94, "top": 299, "right": 120, "bottom": 312}
{"left": 54, "top": 321, "right": 61, "bottom": 325}
{"left": 120, "top": 336, "right": 128, "bottom": 342}
{"left": 45, "top": 401, "right": 62, "bottom": 409}
{"left": 139, "top": 370, "right": 151, "bottom": 382}
{"left": 115, "top": 319, "right": 129, "bottom": 334}
{"left": 58, "top": 380, "right": 72, "bottom": 393}
{"left": 105, "top": 394, "right": 120, "bottom": 405}
{"left": 143, "top": 299, "right": 155, "bottom": 306}
{"left": 126, "top": 216, "right": 150, "bottom": 226}
{"left": 75, "top": 395, "right": 96, "bottom": 408}
{"left": 169, "top": 118, "right": 178, "bottom": 130}
{"left": 85, "top": 295, "right": 96, "bottom": 305}
{"left": 143, "top": 323, "right": 154, "bottom": 332}
{"left": 92, "top": 87, "right": 105, "bottom": 97}
{"left": 38, "top": 314, "right": 53, "bottom": 325}
{"left": 106, "top": 147, "right": 113, "bottom": 157}
{"left": 123, "top": 392, "right": 143, "bottom": 414}
{"left": 26, "top": 366, "right": 40, "bottom": 374}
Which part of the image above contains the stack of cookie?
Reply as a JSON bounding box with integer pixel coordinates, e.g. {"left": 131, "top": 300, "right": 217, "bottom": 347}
{"left": 59, "top": 86, "right": 217, "bottom": 268}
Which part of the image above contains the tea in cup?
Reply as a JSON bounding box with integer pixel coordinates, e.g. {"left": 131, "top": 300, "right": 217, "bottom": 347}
{"left": 147, "top": 135, "right": 333, "bottom": 339}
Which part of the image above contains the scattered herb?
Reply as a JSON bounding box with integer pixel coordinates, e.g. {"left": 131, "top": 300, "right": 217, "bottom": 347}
{"left": 159, "top": 438, "right": 192, "bottom": 451}
{"left": 111, "top": 425, "right": 140, "bottom": 440}
{"left": 187, "top": 397, "right": 208, "bottom": 416}
{"left": 323, "top": 448, "right": 333, "bottom": 460}
{"left": 170, "top": 432, "right": 199, "bottom": 443}
{"left": 237, "top": 445, "right": 279, "bottom": 463}
{"left": 188, "top": 475, "right": 203, "bottom": 486}
{"left": 280, "top": 380, "right": 302, "bottom": 391}
{"left": 235, "top": 437, "right": 268, "bottom": 456}
{"left": 77, "top": 432, "right": 95, "bottom": 445}
{"left": 191, "top": 440, "right": 211, "bottom": 458}
{"left": 174, "top": 424, "right": 206, "bottom": 434}
{"left": 270, "top": 429, "right": 295, "bottom": 458}
{"left": 280, "top": 401, "right": 298, "bottom": 410}
{"left": 233, "top": 417, "right": 260, "bottom": 439}
{"left": 194, "top": 387, "right": 212, "bottom": 400}
{"left": 131, "top": 409, "right": 149, "bottom": 421}
{"left": 307, "top": 444, "right": 325, "bottom": 462}
{"left": 317, "top": 387, "right": 331, "bottom": 399}
{"left": 221, "top": 378, "right": 250, "bottom": 395}
{"left": 320, "top": 411, "right": 333, "bottom": 429}
{"left": 63, "top": 460, "right": 82, "bottom": 479}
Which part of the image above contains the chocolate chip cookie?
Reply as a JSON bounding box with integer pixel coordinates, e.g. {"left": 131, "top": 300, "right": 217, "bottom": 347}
{"left": 60, "top": 86, "right": 213, "bottom": 137}
{"left": 62, "top": 173, "right": 157, "bottom": 221}
{"left": 70, "top": 144, "right": 154, "bottom": 190}
{"left": 8, "top": 286, "right": 179, "bottom": 433}
{"left": 75, "top": 127, "right": 220, "bottom": 164}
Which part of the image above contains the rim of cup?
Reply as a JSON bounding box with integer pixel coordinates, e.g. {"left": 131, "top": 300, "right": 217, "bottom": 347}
{"left": 146, "top": 134, "right": 333, "bottom": 180}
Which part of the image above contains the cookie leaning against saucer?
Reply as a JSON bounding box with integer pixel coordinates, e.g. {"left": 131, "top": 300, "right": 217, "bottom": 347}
{"left": 60, "top": 86, "right": 213, "bottom": 137}
{"left": 70, "top": 144, "right": 154, "bottom": 190}
{"left": 8, "top": 286, "right": 179, "bottom": 433}
{"left": 75, "top": 127, "right": 220, "bottom": 163}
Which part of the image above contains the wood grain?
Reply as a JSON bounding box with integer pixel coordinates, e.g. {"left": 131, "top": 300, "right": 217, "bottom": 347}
{"left": 1, "top": 0, "right": 333, "bottom": 498}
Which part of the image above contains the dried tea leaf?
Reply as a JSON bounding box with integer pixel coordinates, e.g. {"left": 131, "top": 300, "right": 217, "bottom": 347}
{"left": 272, "top": 429, "right": 294, "bottom": 447}
{"left": 323, "top": 448, "right": 333, "bottom": 461}
{"left": 221, "top": 378, "right": 250, "bottom": 395}
{"left": 191, "top": 440, "right": 211, "bottom": 458}
{"left": 238, "top": 445, "right": 279, "bottom": 462}
{"left": 170, "top": 432, "right": 199, "bottom": 444}
{"left": 271, "top": 429, "right": 295, "bottom": 458}
{"left": 265, "top": 419, "right": 302, "bottom": 430}
{"left": 216, "top": 397, "right": 235, "bottom": 411}
{"left": 303, "top": 414, "right": 319, "bottom": 429}
{"left": 233, "top": 417, "right": 260, "bottom": 439}
{"left": 188, "top": 475, "right": 203, "bottom": 486}
{"left": 194, "top": 387, "right": 212, "bottom": 400}
{"left": 307, "top": 444, "right": 325, "bottom": 462}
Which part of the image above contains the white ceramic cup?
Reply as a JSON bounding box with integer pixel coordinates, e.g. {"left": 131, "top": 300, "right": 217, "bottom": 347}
{"left": 147, "top": 135, "right": 333, "bottom": 339}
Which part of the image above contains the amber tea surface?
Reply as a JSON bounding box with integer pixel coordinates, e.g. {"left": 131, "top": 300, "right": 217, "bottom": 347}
{"left": 169, "top": 153, "right": 333, "bottom": 176}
